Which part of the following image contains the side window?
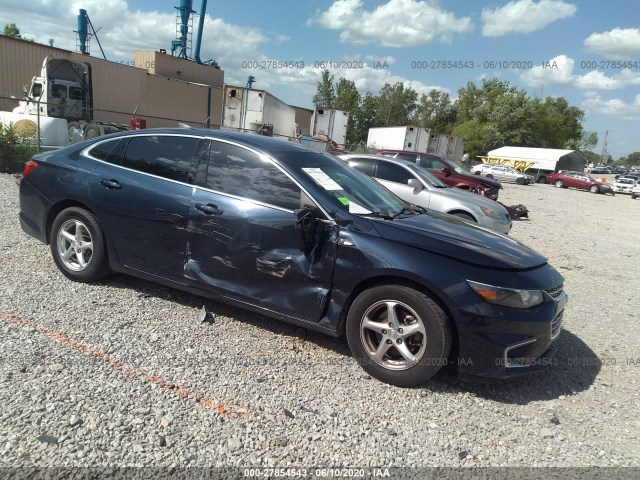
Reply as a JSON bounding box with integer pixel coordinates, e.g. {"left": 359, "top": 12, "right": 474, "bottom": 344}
{"left": 347, "top": 157, "right": 376, "bottom": 176}
{"left": 122, "top": 135, "right": 198, "bottom": 183}
{"left": 377, "top": 162, "right": 413, "bottom": 185}
{"left": 395, "top": 153, "right": 418, "bottom": 162}
{"left": 429, "top": 158, "right": 447, "bottom": 171}
{"left": 69, "top": 87, "right": 83, "bottom": 101}
{"left": 88, "top": 138, "right": 127, "bottom": 165}
{"left": 206, "top": 141, "right": 301, "bottom": 211}
{"left": 52, "top": 84, "right": 67, "bottom": 99}
{"left": 31, "top": 83, "right": 43, "bottom": 98}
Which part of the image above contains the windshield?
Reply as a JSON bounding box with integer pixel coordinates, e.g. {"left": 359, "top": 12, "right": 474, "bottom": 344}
{"left": 445, "top": 157, "right": 468, "bottom": 174}
{"left": 277, "top": 151, "right": 407, "bottom": 216}
{"left": 408, "top": 164, "right": 448, "bottom": 187}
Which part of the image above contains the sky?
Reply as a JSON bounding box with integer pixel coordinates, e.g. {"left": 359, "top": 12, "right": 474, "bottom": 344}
{"left": 1, "top": 0, "right": 639, "bottom": 158}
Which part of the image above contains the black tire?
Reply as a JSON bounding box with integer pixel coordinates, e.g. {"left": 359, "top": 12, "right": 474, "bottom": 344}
{"left": 346, "top": 285, "right": 452, "bottom": 387}
{"left": 452, "top": 212, "right": 476, "bottom": 222}
{"left": 49, "top": 207, "right": 111, "bottom": 282}
{"left": 554, "top": 180, "right": 564, "bottom": 188}
{"left": 632, "top": 194, "right": 637, "bottom": 200}
{"left": 516, "top": 177, "right": 525, "bottom": 185}
{"left": 485, "top": 174, "right": 494, "bottom": 179}
{"left": 590, "top": 185, "right": 599, "bottom": 194}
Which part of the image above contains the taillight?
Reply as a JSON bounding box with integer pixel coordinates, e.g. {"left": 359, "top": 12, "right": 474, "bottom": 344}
{"left": 23, "top": 160, "right": 38, "bottom": 177}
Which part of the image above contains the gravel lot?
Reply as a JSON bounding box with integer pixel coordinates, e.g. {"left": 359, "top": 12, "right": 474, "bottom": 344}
{"left": 0, "top": 172, "right": 639, "bottom": 469}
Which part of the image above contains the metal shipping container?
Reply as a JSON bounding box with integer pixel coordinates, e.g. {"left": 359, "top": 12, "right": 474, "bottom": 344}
{"left": 311, "top": 107, "right": 349, "bottom": 146}
{"left": 366, "top": 126, "right": 431, "bottom": 152}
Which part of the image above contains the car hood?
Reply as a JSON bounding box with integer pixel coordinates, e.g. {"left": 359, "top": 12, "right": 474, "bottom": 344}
{"left": 370, "top": 211, "right": 547, "bottom": 270}
{"left": 431, "top": 186, "right": 509, "bottom": 213}
{"left": 462, "top": 172, "right": 502, "bottom": 188}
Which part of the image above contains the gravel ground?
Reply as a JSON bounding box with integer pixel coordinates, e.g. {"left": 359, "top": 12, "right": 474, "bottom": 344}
{"left": 0, "top": 172, "right": 639, "bottom": 469}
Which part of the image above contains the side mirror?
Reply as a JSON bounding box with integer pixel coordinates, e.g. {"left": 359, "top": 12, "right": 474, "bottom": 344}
{"left": 22, "top": 84, "right": 28, "bottom": 95}
{"left": 442, "top": 168, "right": 453, "bottom": 177}
{"left": 407, "top": 178, "right": 423, "bottom": 191}
{"left": 294, "top": 205, "right": 318, "bottom": 251}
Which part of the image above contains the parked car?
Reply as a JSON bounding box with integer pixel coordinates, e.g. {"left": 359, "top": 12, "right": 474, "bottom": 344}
{"left": 590, "top": 166, "right": 611, "bottom": 174}
{"left": 470, "top": 164, "right": 534, "bottom": 185}
{"left": 612, "top": 177, "right": 637, "bottom": 194}
{"left": 376, "top": 150, "right": 503, "bottom": 200}
{"left": 19, "top": 129, "right": 567, "bottom": 386}
{"left": 548, "top": 171, "right": 615, "bottom": 195}
{"left": 340, "top": 154, "right": 512, "bottom": 234}
{"left": 632, "top": 183, "right": 640, "bottom": 200}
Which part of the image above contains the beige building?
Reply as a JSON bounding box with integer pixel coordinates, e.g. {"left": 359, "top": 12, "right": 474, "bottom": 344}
{"left": 0, "top": 36, "right": 224, "bottom": 129}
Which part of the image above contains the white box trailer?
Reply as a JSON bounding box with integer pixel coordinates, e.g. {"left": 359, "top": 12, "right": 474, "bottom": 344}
{"left": 311, "top": 107, "right": 349, "bottom": 146}
{"left": 223, "top": 86, "right": 296, "bottom": 138}
{"left": 427, "top": 133, "right": 465, "bottom": 161}
{"left": 366, "top": 126, "right": 430, "bottom": 152}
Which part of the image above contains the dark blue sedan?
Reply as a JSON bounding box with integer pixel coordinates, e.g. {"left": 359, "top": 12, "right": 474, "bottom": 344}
{"left": 18, "top": 129, "right": 567, "bottom": 386}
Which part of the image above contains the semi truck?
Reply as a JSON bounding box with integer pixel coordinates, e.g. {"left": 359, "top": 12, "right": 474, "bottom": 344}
{"left": 11, "top": 56, "right": 130, "bottom": 142}
{"left": 311, "top": 107, "right": 349, "bottom": 146}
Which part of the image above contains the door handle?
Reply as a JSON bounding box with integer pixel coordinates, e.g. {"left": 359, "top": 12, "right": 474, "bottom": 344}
{"left": 195, "top": 203, "right": 223, "bottom": 215}
{"left": 99, "top": 179, "right": 122, "bottom": 190}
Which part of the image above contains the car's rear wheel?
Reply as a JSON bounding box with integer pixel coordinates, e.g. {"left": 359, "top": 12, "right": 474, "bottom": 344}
{"left": 516, "top": 177, "right": 525, "bottom": 185}
{"left": 346, "top": 285, "right": 452, "bottom": 387}
{"left": 486, "top": 174, "right": 494, "bottom": 179}
{"left": 590, "top": 185, "right": 599, "bottom": 193}
{"left": 554, "top": 180, "right": 564, "bottom": 188}
{"left": 50, "top": 207, "right": 110, "bottom": 282}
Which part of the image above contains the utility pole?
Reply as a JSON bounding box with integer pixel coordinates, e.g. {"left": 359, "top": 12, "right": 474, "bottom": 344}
{"left": 600, "top": 129, "right": 609, "bottom": 165}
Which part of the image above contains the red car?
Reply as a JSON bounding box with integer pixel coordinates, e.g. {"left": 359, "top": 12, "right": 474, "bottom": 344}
{"left": 547, "top": 171, "right": 615, "bottom": 195}
{"left": 377, "top": 150, "right": 502, "bottom": 200}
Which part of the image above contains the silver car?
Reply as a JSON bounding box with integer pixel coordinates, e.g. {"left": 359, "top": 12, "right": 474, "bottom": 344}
{"left": 471, "top": 164, "right": 534, "bottom": 185}
{"left": 340, "top": 154, "right": 512, "bottom": 234}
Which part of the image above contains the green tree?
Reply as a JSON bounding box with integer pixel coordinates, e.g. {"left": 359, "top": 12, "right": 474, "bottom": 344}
{"left": 2, "top": 23, "right": 21, "bottom": 38}
{"left": 577, "top": 131, "right": 598, "bottom": 152}
{"left": 376, "top": 82, "right": 418, "bottom": 126}
{"left": 312, "top": 69, "right": 335, "bottom": 108}
{"left": 351, "top": 92, "right": 378, "bottom": 146}
{"left": 452, "top": 120, "right": 487, "bottom": 160}
{"left": 334, "top": 78, "right": 361, "bottom": 144}
{"left": 413, "top": 90, "right": 457, "bottom": 133}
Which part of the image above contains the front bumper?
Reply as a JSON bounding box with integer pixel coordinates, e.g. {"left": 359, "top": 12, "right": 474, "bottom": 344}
{"left": 480, "top": 215, "right": 512, "bottom": 235}
{"left": 612, "top": 186, "right": 634, "bottom": 194}
{"left": 453, "top": 276, "right": 567, "bottom": 381}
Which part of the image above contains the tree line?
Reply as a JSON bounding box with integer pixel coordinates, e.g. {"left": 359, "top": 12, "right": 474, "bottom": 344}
{"left": 312, "top": 70, "right": 599, "bottom": 160}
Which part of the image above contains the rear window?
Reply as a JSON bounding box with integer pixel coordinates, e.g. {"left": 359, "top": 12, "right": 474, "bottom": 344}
{"left": 88, "top": 139, "right": 127, "bottom": 165}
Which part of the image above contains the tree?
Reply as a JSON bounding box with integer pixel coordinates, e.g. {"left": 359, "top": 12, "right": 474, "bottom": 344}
{"left": 413, "top": 90, "right": 456, "bottom": 133}
{"left": 312, "top": 70, "right": 335, "bottom": 108}
{"left": 452, "top": 120, "right": 487, "bottom": 160}
{"left": 376, "top": 82, "right": 417, "bottom": 127}
{"left": 351, "top": 92, "right": 378, "bottom": 145}
{"left": 334, "top": 78, "right": 361, "bottom": 144}
{"left": 577, "top": 131, "right": 598, "bottom": 151}
{"left": 2, "top": 23, "right": 21, "bottom": 38}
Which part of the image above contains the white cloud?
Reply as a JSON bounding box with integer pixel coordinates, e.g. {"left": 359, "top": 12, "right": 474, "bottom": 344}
{"left": 584, "top": 28, "right": 640, "bottom": 60}
{"left": 521, "top": 54, "right": 640, "bottom": 90}
{"left": 0, "top": 0, "right": 270, "bottom": 67}
{"left": 482, "top": 0, "right": 576, "bottom": 37}
{"left": 308, "top": 0, "right": 472, "bottom": 47}
{"left": 581, "top": 93, "right": 640, "bottom": 121}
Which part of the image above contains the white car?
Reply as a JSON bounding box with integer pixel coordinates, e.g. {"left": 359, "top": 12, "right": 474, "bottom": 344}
{"left": 612, "top": 177, "right": 637, "bottom": 194}
{"left": 339, "top": 154, "right": 512, "bottom": 234}
{"left": 632, "top": 183, "right": 640, "bottom": 200}
{"left": 471, "top": 164, "right": 534, "bottom": 185}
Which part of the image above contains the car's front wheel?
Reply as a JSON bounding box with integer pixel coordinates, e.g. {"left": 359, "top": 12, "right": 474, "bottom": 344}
{"left": 346, "top": 285, "right": 452, "bottom": 387}
{"left": 50, "top": 207, "right": 111, "bottom": 282}
{"left": 516, "top": 177, "right": 525, "bottom": 185}
{"left": 554, "top": 180, "right": 564, "bottom": 188}
{"left": 590, "top": 185, "right": 599, "bottom": 193}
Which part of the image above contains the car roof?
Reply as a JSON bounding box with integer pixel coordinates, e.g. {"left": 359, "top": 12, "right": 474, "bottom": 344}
{"left": 85, "top": 127, "right": 311, "bottom": 154}
{"left": 340, "top": 153, "right": 416, "bottom": 168}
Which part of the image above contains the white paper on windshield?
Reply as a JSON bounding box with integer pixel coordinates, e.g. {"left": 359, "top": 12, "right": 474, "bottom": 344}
{"left": 302, "top": 168, "right": 342, "bottom": 191}
{"left": 348, "top": 202, "right": 372, "bottom": 214}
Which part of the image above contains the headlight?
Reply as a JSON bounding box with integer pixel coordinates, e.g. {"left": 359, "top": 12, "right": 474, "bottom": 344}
{"left": 480, "top": 207, "right": 503, "bottom": 220}
{"left": 467, "top": 280, "right": 545, "bottom": 309}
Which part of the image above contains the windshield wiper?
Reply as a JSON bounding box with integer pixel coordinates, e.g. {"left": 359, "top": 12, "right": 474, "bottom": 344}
{"left": 356, "top": 211, "right": 394, "bottom": 220}
{"left": 392, "top": 205, "right": 425, "bottom": 219}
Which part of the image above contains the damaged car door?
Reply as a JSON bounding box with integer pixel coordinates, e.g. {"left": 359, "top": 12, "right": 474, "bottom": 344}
{"left": 185, "top": 139, "right": 338, "bottom": 322}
